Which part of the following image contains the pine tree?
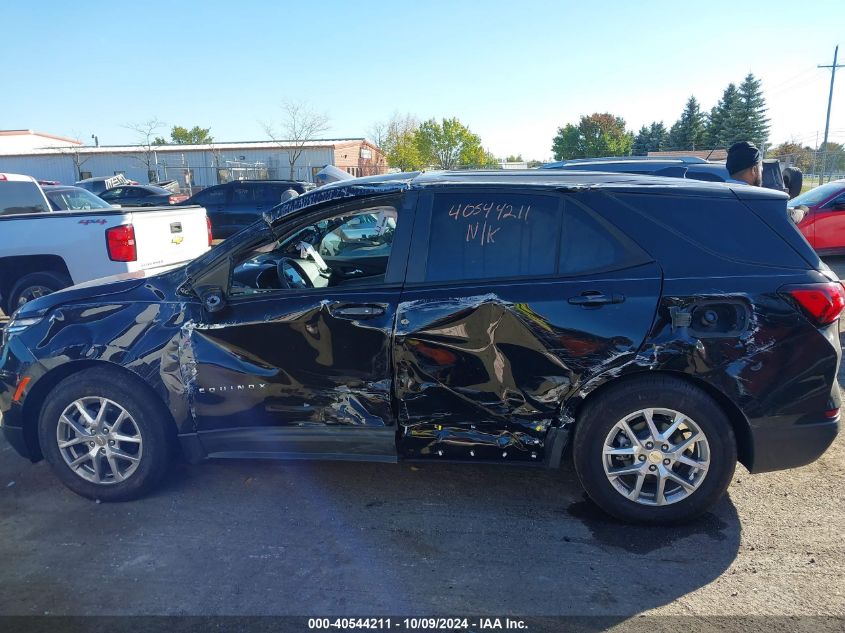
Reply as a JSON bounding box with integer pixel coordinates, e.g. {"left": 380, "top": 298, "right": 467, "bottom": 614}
{"left": 704, "top": 83, "right": 738, "bottom": 149}
{"left": 731, "top": 74, "right": 770, "bottom": 148}
{"left": 668, "top": 97, "right": 705, "bottom": 150}
{"left": 633, "top": 122, "right": 669, "bottom": 155}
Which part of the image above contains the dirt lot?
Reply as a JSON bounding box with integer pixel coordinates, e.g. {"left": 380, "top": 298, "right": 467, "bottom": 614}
{"left": 0, "top": 263, "right": 843, "bottom": 622}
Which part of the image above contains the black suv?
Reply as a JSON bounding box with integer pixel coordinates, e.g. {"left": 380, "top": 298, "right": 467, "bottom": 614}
{"left": 181, "top": 180, "right": 315, "bottom": 239}
{"left": 0, "top": 171, "right": 840, "bottom": 523}
{"left": 541, "top": 156, "right": 802, "bottom": 198}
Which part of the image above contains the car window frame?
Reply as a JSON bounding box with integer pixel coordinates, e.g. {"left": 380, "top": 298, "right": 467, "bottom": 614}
{"left": 405, "top": 187, "right": 653, "bottom": 287}
{"left": 222, "top": 192, "right": 416, "bottom": 303}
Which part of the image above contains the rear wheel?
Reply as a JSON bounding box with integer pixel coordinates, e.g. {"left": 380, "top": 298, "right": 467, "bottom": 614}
{"left": 9, "top": 271, "right": 71, "bottom": 311}
{"left": 38, "top": 368, "right": 171, "bottom": 501}
{"left": 572, "top": 375, "right": 736, "bottom": 524}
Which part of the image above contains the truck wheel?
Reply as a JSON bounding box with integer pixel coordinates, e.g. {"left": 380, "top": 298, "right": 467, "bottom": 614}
{"left": 9, "top": 271, "right": 71, "bottom": 311}
{"left": 38, "top": 368, "right": 172, "bottom": 502}
{"left": 572, "top": 375, "right": 736, "bottom": 524}
{"left": 783, "top": 167, "right": 803, "bottom": 199}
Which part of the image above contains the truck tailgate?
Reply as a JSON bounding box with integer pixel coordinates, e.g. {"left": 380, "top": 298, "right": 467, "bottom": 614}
{"left": 128, "top": 205, "right": 209, "bottom": 269}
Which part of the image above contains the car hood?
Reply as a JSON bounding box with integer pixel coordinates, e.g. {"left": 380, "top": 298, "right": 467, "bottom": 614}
{"left": 14, "top": 264, "right": 187, "bottom": 318}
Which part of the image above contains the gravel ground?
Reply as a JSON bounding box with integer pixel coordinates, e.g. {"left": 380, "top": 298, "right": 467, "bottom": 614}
{"left": 0, "top": 262, "right": 843, "bottom": 621}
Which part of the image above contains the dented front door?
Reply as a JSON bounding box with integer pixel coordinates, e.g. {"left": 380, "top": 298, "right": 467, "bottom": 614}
{"left": 185, "top": 288, "right": 401, "bottom": 460}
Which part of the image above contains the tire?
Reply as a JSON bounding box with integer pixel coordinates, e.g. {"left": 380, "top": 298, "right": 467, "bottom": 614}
{"left": 783, "top": 166, "right": 803, "bottom": 199}
{"left": 572, "top": 375, "right": 736, "bottom": 524}
{"left": 38, "top": 368, "right": 172, "bottom": 501}
{"left": 9, "top": 271, "right": 71, "bottom": 312}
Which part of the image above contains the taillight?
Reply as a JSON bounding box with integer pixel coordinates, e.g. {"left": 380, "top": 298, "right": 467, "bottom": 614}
{"left": 106, "top": 224, "right": 137, "bottom": 262}
{"left": 206, "top": 216, "right": 213, "bottom": 246}
{"left": 168, "top": 195, "right": 178, "bottom": 204}
{"left": 0, "top": 174, "right": 7, "bottom": 181}
{"left": 781, "top": 282, "right": 845, "bottom": 326}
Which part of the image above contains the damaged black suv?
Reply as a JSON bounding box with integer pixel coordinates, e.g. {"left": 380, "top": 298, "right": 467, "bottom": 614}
{"left": 1, "top": 171, "right": 841, "bottom": 523}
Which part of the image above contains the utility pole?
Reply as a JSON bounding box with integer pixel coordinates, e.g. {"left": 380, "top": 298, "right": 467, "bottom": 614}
{"left": 818, "top": 45, "right": 844, "bottom": 183}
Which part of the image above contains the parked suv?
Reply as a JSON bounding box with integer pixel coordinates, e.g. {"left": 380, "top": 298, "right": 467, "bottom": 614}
{"left": 181, "top": 180, "right": 315, "bottom": 239}
{"left": 1, "top": 171, "right": 839, "bottom": 523}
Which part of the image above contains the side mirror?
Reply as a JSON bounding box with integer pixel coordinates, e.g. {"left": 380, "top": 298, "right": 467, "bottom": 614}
{"left": 200, "top": 287, "right": 226, "bottom": 314}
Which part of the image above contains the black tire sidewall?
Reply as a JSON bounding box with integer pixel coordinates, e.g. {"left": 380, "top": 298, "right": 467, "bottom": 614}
{"left": 10, "top": 271, "right": 71, "bottom": 311}
{"left": 38, "top": 368, "right": 170, "bottom": 502}
{"left": 573, "top": 376, "right": 737, "bottom": 524}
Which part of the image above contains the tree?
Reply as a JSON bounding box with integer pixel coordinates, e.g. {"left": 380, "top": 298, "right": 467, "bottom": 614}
{"left": 504, "top": 154, "right": 523, "bottom": 162}
{"left": 632, "top": 122, "right": 669, "bottom": 155}
{"left": 731, "top": 73, "right": 770, "bottom": 148}
{"left": 704, "top": 83, "right": 739, "bottom": 149}
{"left": 768, "top": 141, "right": 814, "bottom": 172}
{"left": 378, "top": 113, "right": 423, "bottom": 171}
{"left": 415, "top": 117, "right": 492, "bottom": 169}
{"left": 667, "top": 96, "right": 706, "bottom": 150}
{"left": 169, "top": 126, "right": 213, "bottom": 145}
{"left": 124, "top": 118, "right": 166, "bottom": 182}
{"left": 263, "top": 101, "right": 330, "bottom": 179}
{"left": 819, "top": 141, "right": 845, "bottom": 178}
{"left": 551, "top": 113, "right": 633, "bottom": 160}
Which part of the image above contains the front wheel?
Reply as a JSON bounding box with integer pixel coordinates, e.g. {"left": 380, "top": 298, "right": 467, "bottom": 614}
{"left": 572, "top": 375, "right": 737, "bottom": 524}
{"left": 38, "top": 368, "right": 172, "bottom": 501}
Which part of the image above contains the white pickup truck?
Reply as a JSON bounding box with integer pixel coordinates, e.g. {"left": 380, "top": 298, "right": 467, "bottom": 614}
{"left": 0, "top": 173, "right": 211, "bottom": 314}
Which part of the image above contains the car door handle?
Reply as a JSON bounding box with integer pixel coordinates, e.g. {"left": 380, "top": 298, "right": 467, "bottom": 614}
{"left": 568, "top": 291, "right": 625, "bottom": 306}
{"left": 329, "top": 304, "right": 386, "bottom": 318}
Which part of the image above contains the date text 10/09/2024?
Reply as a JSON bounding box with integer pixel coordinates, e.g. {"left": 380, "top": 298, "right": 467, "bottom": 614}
{"left": 308, "top": 617, "right": 529, "bottom": 630}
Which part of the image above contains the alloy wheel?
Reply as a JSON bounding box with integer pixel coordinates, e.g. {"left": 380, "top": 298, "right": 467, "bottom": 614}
{"left": 17, "top": 285, "right": 53, "bottom": 308}
{"left": 602, "top": 408, "right": 710, "bottom": 506}
{"left": 56, "top": 397, "right": 143, "bottom": 485}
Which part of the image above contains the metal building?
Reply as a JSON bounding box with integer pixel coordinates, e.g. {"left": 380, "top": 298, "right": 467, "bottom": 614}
{"left": 0, "top": 131, "right": 387, "bottom": 192}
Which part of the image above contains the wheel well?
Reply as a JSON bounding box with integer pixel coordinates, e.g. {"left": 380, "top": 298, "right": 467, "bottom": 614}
{"left": 20, "top": 360, "right": 176, "bottom": 462}
{"left": 0, "top": 255, "right": 71, "bottom": 311}
{"left": 571, "top": 370, "right": 753, "bottom": 470}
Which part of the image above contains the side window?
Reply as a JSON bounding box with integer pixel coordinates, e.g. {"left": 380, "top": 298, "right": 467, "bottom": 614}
{"left": 424, "top": 193, "right": 560, "bottom": 282}
{"left": 0, "top": 182, "right": 50, "bottom": 215}
{"left": 825, "top": 192, "right": 845, "bottom": 210}
{"left": 100, "top": 188, "right": 122, "bottom": 200}
{"left": 193, "top": 186, "right": 226, "bottom": 205}
{"left": 231, "top": 185, "right": 254, "bottom": 204}
{"left": 230, "top": 202, "right": 400, "bottom": 295}
{"left": 559, "top": 201, "right": 648, "bottom": 275}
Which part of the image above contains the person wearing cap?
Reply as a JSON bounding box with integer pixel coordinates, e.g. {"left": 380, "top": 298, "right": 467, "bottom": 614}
{"left": 726, "top": 141, "right": 763, "bottom": 187}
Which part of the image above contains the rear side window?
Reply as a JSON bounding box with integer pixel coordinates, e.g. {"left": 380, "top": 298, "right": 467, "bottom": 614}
{"left": 559, "top": 202, "right": 647, "bottom": 275}
{"left": 615, "top": 193, "right": 806, "bottom": 269}
{"left": 0, "top": 181, "right": 49, "bottom": 216}
{"left": 425, "top": 193, "right": 560, "bottom": 282}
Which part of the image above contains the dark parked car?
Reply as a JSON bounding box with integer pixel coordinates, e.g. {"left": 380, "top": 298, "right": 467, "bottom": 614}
{"left": 74, "top": 174, "right": 131, "bottom": 195}
{"left": 41, "top": 185, "right": 112, "bottom": 211}
{"left": 99, "top": 184, "right": 188, "bottom": 207}
{"left": 180, "top": 180, "right": 315, "bottom": 239}
{"left": 541, "top": 156, "right": 801, "bottom": 197}
{"left": 1, "top": 171, "right": 840, "bottom": 524}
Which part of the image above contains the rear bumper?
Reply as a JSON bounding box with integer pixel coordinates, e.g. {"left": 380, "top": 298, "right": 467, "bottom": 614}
{"left": 748, "top": 415, "right": 839, "bottom": 473}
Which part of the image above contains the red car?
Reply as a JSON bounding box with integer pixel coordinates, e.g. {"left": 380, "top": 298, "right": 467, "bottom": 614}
{"left": 791, "top": 180, "right": 845, "bottom": 254}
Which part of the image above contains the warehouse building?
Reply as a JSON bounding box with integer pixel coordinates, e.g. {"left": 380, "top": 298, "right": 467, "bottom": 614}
{"left": 0, "top": 130, "right": 387, "bottom": 191}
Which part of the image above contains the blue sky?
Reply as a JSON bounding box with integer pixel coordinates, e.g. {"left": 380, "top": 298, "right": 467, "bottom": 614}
{"left": 2, "top": 0, "right": 844, "bottom": 159}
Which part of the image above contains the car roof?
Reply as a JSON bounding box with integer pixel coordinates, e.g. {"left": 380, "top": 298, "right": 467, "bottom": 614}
{"left": 263, "top": 169, "right": 785, "bottom": 225}
{"left": 0, "top": 172, "right": 37, "bottom": 183}
{"left": 41, "top": 185, "right": 90, "bottom": 192}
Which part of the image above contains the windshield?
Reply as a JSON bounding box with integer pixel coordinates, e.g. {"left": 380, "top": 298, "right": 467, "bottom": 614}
{"left": 788, "top": 182, "right": 845, "bottom": 208}
{"left": 46, "top": 188, "right": 112, "bottom": 211}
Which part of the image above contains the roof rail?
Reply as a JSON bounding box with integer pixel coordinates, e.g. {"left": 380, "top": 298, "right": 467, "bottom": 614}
{"left": 553, "top": 155, "right": 708, "bottom": 165}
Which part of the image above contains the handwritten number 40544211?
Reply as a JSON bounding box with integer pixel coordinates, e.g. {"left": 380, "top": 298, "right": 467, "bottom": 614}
{"left": 447, "top": 202, "right": 531, "bottom": 223}
{"left": 447, "top": 202, "right": 532, "bottom": 246}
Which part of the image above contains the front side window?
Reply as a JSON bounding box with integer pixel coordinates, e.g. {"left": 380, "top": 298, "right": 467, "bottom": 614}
{"left": 424, "top": 192, "right": 560, "bottom": 282}
{"left": 193, "top": 186, "right": 226, "bottom": 205}
{"left": 46, "top": 189, "right": 112, "bottom": 211}
{"left": 231, "top": 203, "right": 399, "bottom": 295}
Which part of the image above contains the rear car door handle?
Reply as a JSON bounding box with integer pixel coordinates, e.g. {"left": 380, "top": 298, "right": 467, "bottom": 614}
{"left": 568, "top": 292, "right": 625, "bottom": 306}
{"left": 329, "top": 304, "right": 386, "bottom": 318}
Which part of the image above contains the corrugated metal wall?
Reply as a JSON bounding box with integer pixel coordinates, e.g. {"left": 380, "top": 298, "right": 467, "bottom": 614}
{"left": 0, "top": 146, "right": 336, "bottom": 188}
